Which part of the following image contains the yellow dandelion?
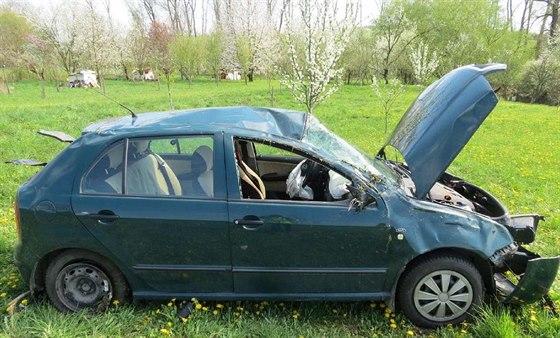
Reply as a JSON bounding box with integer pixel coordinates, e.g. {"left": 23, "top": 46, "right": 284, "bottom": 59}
{"left": 332, "top": 309, "right": 338, "bottom": 314}
{"left": 370, "top": 303, "right": 376, "bottom": 308}
{"left": 112, "top": 300, "right": 120, "bottom": 305}
{"left": 379, "top": 303, "right": 386, "bottom": 308}
{"left": 160, "top": 328, "right": 171, "bottom": 335}
{"left": 298, "top": 336, "right": 305, "bottom": 338}
{"left": 461, "top": 329, "right": 467, "bottom": 334}
{"left": 292, "top": 314, "right": 299, "bottom": 320}
{"left": 167, "top": 302, "right": 173, "bottom": 307}
{"left": 21, "top": 299, "right": 28, "bottom": 306}
{"left": 407, "top": 330, "right": 414, "bottom": 336}
{"left": 213, "top": 310, "right": 218, "bottom": 315}
{"left": 390, "top": 323, "right": 397, "bottom": 329}
{"left": 195, "top": 303, "right": 202, "bottom": 310}
{"left": 0, "top": 293, "right": 7, "bottom": 298}
{"left": 216, "top": 304, "right": 224, "bottom": 309}
{"left": 202, "top": 306, "right": 208, "bottom": 311}
{"left": 167, "top": 322, "right": 173, "bottom": 327}
{"left": 181, "top": 317, "right": 188, "bottom": 323}
{"left": 530, "top": 315, "right": 537, "bottom": 322}
{"left": 385, "top": 313, "right": 390, "bottom": 318}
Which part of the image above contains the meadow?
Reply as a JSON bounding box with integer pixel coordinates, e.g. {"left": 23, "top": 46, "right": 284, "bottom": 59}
{"left": 0, "top": 77, "right": 559, "bottom": 337}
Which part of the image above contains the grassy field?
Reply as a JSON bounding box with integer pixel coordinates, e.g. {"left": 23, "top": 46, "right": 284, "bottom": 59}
{"left": 0, "top": 77, "right": 559, "bottom": 337}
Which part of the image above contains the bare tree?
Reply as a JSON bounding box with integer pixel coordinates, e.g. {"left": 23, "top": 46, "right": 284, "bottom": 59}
{"left": 164, "top": 0, "right": 184, "bottom": 34}
{"left": 143, "top": 0, "right": 158, "bottom": 25}
{"left": 281, "top": 0, "right": 357, "bottom": 114}
{"left": 22, "top": 34, "right": 53, "bottom": 98}
{"left": 371, "top": 77, "right": 405, "bottom": 134}
{"left": 127, "top": 13, "right": 151, "bottom": 73}
{"left": 148, "top": 21, "right": 175, "bottom": 109}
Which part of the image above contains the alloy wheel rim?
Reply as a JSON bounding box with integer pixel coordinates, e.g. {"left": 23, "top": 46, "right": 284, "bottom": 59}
{"left": 55, "top": 263, "right": 112, "bottom": 311}
{"left": 413, "top": 270, "right": 473, "bottom": 322}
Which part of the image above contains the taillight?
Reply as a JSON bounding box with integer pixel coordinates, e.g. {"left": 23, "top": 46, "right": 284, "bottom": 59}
{"left": 13, "top": 199, "right": 21, "bottom": 240}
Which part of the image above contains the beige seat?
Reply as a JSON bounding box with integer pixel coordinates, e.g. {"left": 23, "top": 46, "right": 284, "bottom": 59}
{"left": 191, "top": 145, "right": 214, "bottom": 197}
{"left": 234, "top": 142, "right": 266, "bottom": 199}
{"left": 125, "top": 140, "right": 182, "bottom": 196}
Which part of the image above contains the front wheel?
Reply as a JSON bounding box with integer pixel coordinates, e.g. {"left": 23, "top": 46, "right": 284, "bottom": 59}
{"left": 397, "top": 254, "right": 484, "bottom": 328}
{"left": 45, "top": 250, "right": 129, "bottom": 312}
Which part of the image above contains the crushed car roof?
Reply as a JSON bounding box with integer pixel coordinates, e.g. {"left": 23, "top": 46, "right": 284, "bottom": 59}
{"left": 82, "top": 106, "right": 308, "bottom": 140}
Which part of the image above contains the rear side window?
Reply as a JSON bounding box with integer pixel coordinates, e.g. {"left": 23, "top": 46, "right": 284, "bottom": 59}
{"left": 82, "top": 141, "right": 124, "bottom": 194}
{"left": 82, "top": 136, "right": 215, "bottom": 198}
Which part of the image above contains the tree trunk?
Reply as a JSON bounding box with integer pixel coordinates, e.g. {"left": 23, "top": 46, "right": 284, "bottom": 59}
{"left": 551, "top": 0, "right": 559, "bottom": 37}
{"left": 40, "top": 72, "right": 46, "bottom": 99}
{"left": 383, "top": 68, "right": 389, "bottom": 85}
{"left": 165, "top": 72, "right": 174, "bottom": 110}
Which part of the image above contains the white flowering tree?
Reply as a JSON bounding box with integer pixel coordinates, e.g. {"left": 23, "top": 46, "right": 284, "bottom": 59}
{"left": 410, "top": 41, "right": 439, "bottom": 86}
{"left": 281, "top": 0, "right": 357, "bottom": 114}
{"left": 221, "top": 0, "right": 278, "bottom": 84}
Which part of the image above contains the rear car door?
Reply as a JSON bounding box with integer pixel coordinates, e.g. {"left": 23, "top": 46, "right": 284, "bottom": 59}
{"left": 71, "top": 134, "right": 231, "bottom": 295}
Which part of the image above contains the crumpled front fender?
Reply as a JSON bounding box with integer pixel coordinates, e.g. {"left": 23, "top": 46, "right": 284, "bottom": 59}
{"left": 495, "top": 254, "right": 560, "bottom": 305}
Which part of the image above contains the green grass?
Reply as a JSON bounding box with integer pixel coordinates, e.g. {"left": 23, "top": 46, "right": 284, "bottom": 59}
{"left": 0, "top": 77, "right": 559, "bottom": 337}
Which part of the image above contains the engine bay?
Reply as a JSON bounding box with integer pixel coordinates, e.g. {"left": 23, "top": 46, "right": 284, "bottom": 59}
{"left": 389, "top": 161, "right": 508, "bottom": 221}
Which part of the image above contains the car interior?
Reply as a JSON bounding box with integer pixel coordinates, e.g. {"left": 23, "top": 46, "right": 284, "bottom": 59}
{"left": 234, "top": 138, "right": 350, "bottom": 202}
{"left": 82, "top": 137, "right": 350, "bottom": 202}
{"left": 83, "top": 137, "right": 215, "bottom": 198}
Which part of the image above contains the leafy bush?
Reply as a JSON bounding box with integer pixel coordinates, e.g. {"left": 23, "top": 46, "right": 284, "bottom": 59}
{"left": 517, "top": 55, "right": 560, "bottom": 105}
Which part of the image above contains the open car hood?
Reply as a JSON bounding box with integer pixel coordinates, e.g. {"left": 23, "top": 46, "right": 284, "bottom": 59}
{"left": 380, "top": 63, "right": 506, "bottom": 198}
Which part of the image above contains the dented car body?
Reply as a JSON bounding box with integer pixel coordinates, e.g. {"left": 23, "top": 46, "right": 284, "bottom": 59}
{"left": 13, "top": 64, "right": 558, "bottom": 328}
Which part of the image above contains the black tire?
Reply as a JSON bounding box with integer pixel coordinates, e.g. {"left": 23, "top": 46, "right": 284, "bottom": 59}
{"left": 397, "top": 254, "right": 484, "bottom": 328}
{"left": 45, "top": 249, "right": 129, "bottom": 312}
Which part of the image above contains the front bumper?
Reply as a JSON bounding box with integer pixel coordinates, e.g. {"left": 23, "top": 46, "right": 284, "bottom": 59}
{"left": 494, "top": 250, "right": 559, "bottom": 304}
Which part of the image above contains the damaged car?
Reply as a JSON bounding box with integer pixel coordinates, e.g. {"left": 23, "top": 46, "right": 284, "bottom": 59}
{"left": 12, "top": 63, "right": 558, "bottom": 328}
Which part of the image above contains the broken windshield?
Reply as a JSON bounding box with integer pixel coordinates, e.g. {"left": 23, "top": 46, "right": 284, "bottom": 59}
{"left": 301, "top": 115, "right": 381, "bottom": 179}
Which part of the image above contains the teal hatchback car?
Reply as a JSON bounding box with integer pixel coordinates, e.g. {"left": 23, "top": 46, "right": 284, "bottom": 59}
{"left": 13, "top": 64, "right": 559, "bottom": 327}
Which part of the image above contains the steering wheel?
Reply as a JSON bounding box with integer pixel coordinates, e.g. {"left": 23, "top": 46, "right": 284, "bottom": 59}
{"left": 300, "top": 159, "right": 330, "bottom": 201}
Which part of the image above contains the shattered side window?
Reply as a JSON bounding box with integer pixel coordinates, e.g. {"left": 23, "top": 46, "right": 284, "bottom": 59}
{"left": 301, "top": 116, "right": 380, "bottom": 177}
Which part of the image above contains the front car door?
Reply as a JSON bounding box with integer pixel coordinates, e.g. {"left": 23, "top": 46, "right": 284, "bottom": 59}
{"left": 225, "top": 135, "right": 391, "bottom": 297}
{"left": 72, "top": 133, "right": 231, "bottom": 297}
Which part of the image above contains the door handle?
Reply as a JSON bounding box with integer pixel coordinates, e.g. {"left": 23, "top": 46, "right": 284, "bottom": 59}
{"left": 88, "top": 211, "right": 120, "bottom": 223}
{"left": 234, "top": 217, "right": 264, "bottom": 230}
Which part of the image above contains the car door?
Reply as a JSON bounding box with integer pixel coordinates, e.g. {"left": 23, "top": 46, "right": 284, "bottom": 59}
{"left": 225, "top": 136, "right": 391, "bottom": 295}
{"left": 72, "top": 134, "right": 232, "bottom": 295}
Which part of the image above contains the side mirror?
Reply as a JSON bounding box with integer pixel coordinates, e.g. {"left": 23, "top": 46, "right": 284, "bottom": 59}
{"left": 347, "top": 183, "right": 376, "bottom": 211}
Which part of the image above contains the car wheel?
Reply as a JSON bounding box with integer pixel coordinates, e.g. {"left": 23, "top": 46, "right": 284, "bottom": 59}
{"left": 45, "top": 250, "right": 129, "bottom": 312}
{"left": 397, "top": 254, "right": 484, "bottom": 328}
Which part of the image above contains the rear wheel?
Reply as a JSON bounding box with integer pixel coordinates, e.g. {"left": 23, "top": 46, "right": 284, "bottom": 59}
{"left": 45, "top": 250, "right": 129, "bottom": 312}
{"left": 397, "top": 254, "right": 484, "bottom": 328}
